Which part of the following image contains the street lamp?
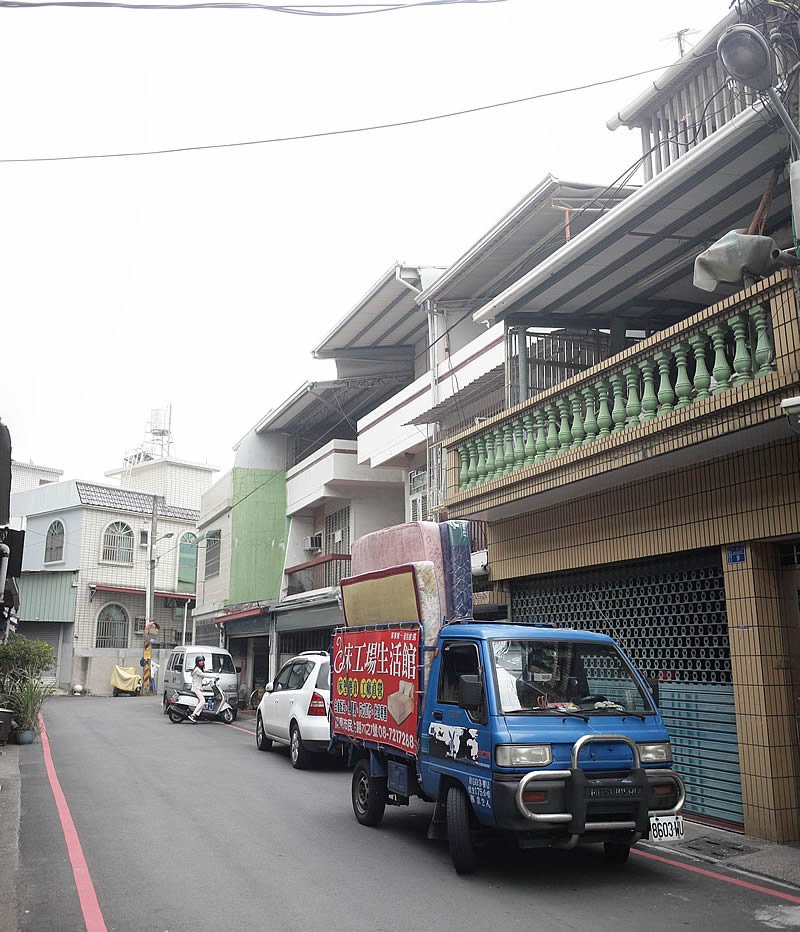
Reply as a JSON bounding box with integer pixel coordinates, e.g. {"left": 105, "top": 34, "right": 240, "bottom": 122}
{"left": 717, "top": 23, "right": 800, "bottom": 152}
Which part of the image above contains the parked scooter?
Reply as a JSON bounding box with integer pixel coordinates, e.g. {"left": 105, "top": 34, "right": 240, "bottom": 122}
{"left": 166, "top": 673, "right": 235, "bottom": 725}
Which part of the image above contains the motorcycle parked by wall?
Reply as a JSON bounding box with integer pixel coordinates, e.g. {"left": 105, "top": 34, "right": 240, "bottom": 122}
{"left": 166, "top": 673, "right": 235, "bottom": 725}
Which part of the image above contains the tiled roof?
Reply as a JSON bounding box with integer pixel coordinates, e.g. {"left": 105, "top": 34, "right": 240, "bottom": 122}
{"left": 75, "top": 482, "right": 199, "bottom": 521}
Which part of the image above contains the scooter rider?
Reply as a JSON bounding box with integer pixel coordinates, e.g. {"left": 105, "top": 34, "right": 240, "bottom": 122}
{"left": 189, "top": 656, "right": 209, "bottom": 722}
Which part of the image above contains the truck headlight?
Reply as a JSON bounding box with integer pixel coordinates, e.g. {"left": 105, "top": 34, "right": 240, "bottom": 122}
{"left": 495, "top": 744, "right": 552, "bottom": 767}
{"left": 638, "top": 742, "right": 672, "bottom": 763}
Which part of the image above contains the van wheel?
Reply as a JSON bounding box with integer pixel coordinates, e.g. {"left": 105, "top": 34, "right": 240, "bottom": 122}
{"left": 290, "top": 724, "right": 309, "bottom": 769}
{"left": 256, "top": 715, "right": 272, "bottom": 751}
{"left": 447, "top": 785, "right": 477, "bottom": 875}
{"left": 603, "top": 843, "right": 630, "bottom": 865}
{"left": 352, "top": 759, "right": 386, "bottom": 827}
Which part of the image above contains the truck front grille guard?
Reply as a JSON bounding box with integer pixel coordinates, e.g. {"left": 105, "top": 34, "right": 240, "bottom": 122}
{"left": 514, "top": 734, "right": 686, "bottom": 830}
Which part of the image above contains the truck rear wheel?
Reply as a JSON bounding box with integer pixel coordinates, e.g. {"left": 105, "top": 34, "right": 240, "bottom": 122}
{"left": 447, "top": 785, "right": 477, "bottom": 875}
{"left": 352, "top": 759, "right": 386, "bottom": 827}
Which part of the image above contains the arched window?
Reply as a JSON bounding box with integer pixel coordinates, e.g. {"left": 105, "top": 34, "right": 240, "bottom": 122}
{"left": 95, "top": 604, "right": 129, "bottom": 648}
{"left": 101, "top": 521, "right": 134, "bottom": 564}
{"left": 44, "top": 520, "right": 65, "bottom": 563}
{"left": 177, "top": 532, "right": 197, "bottom": 592}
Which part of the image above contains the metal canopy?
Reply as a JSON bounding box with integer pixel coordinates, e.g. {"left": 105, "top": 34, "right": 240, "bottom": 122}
{"left": 405, "top": 364, "right": 505, "bottom": 428}
{"left": 417, "top": 176, "right": 637, "bottom": 309}
{"left": 473, "top": 109, "right": 791, "bottom": 327}
{"left": 313, "top": 264, "right": 445, "bottom": 360}
{"left": 255, "top": 375, "right": 409, "bottom": 463}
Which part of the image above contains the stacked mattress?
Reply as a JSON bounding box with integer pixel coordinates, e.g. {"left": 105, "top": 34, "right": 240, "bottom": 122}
{"left": 350, "top": 520, "right": 473, "bottom": 622}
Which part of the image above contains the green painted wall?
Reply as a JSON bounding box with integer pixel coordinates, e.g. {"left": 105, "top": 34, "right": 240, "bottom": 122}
{"left": 229, "top": 467, "right": 289, "bottom": 604}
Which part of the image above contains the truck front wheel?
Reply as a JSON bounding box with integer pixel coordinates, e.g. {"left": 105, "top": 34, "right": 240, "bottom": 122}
{"left": 603, "top": 842, "right": 631, "bottom": 865}
{"left": 352, "top": 759, "right": 386, "bottom": 827}
{"left": 447, "top": 785, "right": 477, "bottom": 875}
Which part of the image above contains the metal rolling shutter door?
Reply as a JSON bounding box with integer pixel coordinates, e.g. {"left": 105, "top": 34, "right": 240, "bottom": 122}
{"left": 511, "top": 556, "right": 743, "bottom": 827}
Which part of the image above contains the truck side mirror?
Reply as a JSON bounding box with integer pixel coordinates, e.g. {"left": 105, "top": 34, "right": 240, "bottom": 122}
{"left": 457, "top": 674, "right": 484, "bottom": 711}
{"left": 265, "top": 683, "right": 274, "bottom": 694}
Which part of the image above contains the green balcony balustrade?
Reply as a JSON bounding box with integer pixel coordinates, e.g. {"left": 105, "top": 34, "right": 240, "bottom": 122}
{"left": 450, "top": 279, "right": 781, "bottom": 493}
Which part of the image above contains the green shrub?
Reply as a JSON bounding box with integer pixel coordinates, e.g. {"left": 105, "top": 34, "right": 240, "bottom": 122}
{"left": 0, "top": 635, "right": 54, "bottom": 680}
{"left": 2, "top": 667, "right": 55, "bottom": 732}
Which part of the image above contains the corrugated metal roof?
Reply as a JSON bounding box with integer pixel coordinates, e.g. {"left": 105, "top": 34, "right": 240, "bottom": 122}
{"left": 313, "top": 264, "right": 445, "bottom": 360}
{"left": 474, "top": 108, "right": 790, "bottom": 326}
{"left": 417, "top": 176, "right": 637, "bottom": 308}
{"left": 18, "top": 571, "right": 77, "bottom": 623}
{"left": 75, "top": 482, "right": 199, "bottom": 521}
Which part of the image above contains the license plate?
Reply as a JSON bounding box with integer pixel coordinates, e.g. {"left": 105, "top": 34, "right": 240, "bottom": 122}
{"left": 649, "top": 814, "right": 684, "bottom": 842}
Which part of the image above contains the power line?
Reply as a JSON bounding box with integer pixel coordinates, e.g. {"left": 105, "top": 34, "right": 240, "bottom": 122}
{"left": 0, "top": 54, "right": 716, "bottom": 164}
{"left": 0, "top": 0, "right": 508, "bottom": 10}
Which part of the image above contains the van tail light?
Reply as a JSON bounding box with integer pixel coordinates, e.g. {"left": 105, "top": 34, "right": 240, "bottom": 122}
{"left": 308, "top": 692, "right": 327, "bottom": 716}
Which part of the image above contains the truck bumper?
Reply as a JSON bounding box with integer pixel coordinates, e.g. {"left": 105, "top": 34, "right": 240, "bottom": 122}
{"left": 492, "top": 768, "right": 685, "bottom": 840}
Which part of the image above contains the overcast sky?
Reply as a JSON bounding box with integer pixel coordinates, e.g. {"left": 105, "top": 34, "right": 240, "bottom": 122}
{"left": 2, "top": 0, "right": 728, "bottom": 483}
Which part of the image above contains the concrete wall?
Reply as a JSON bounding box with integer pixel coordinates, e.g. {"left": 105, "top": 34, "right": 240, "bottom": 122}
{"left": 20, "top": 510, "right": 83, "bottom": 572}
{"left": 196, "top": 472, "right": 233, "bottom": 616}
{"left": 352, "top": 487, "right": 405, "bottom": 542}
{"left": 111, "top": 459, "right": 215, "bottom": 510}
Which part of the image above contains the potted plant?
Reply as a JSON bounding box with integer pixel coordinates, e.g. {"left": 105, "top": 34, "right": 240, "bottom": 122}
{"left": 2, "top": 668, "right": 54, "bottom": 744}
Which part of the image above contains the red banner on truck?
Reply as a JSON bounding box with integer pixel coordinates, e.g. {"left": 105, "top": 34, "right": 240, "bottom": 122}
{"left": 331, "top": 626, "right": 421, "bottom": 756}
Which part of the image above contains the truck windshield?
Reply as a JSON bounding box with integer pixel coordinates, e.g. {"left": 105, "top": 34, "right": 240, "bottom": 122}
{"left": 491, "top": 639, "right": 653, "bottom": 715}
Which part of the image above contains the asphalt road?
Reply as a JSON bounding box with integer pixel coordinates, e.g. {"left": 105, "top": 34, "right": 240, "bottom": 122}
{"left": 14, "top": 696, "right": 800, "bottom": 931}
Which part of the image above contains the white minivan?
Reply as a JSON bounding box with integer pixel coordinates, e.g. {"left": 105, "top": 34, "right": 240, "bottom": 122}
{"left": 162, "top": 645, "right": 240, "bottom": 719}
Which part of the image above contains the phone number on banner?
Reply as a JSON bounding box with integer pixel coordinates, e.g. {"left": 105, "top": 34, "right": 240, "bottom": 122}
{"left": 335, "top": 717, "right": 416, "bottom": 752}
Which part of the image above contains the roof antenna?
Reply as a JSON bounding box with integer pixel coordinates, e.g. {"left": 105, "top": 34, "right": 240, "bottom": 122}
{"left": 661, "top": 27, "right": 700, "bottom": 57}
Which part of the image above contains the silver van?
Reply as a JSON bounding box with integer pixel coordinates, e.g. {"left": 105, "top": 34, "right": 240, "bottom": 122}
{"left": 162, "top": 645, "right": 239, "bottom": 719}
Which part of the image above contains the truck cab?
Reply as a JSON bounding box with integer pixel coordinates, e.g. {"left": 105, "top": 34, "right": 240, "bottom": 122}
{"left": 416, "top": 623, "right": 683, "bottom": 870}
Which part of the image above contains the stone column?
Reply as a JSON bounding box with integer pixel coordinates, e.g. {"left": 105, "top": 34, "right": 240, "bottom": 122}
{"left": 724, "top": 541, "right": 800, "bottom": 842}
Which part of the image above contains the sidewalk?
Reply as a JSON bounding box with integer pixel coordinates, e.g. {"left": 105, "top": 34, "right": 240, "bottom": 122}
{"left": 0, "top": 744, "right": 20, "bottom": 932}
{"left": 644, "top": 815, "right": 800, "bottom": 889}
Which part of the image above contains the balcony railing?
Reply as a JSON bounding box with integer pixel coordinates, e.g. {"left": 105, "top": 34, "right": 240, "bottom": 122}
{"left": 446, "top": 270, "right": 796, "bottom": 502}
{"left": 285, "top": 554, "right": 352, "bottom": 595}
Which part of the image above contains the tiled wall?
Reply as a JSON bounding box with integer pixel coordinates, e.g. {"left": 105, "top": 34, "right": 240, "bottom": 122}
{"left": 488, "top": 439, "right": 800, "bottom": 581}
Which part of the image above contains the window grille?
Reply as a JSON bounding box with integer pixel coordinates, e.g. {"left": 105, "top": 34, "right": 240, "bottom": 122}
{"left": 95, "top": 604, "right": 130, "bottom": 648}
{"left": 44, "top": 520, "right": 65, "bottom": 563}
{"left": 324, "top": 507, "right": 350, "bottom": 555}
{"left": 102, "top": 522, "right": 134, "bottom": 564}
{"left": 409, "top": 468, "right": 428, "bottom": 522}
{"left": 205, "top": 530, "right": 221, "bottom": 578}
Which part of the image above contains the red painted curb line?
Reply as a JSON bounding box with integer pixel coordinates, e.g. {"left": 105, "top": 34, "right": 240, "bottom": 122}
{"left": 38, "top": 713, "right": 108, "bottom": 932}
{"left": 633, "top": 848, "right": 800, "bottom": 904}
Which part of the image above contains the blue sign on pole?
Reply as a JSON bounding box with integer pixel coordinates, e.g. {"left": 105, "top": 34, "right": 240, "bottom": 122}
{"left": 726, "top": 544, "right": 746, "bottom": 565}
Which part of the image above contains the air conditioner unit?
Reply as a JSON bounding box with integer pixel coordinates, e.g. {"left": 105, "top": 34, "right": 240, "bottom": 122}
{"left": 303, "top": 534, "right": 323, "bottom": 552}
{"left": 471, "top": 550, "right": 489, "bottom": 577}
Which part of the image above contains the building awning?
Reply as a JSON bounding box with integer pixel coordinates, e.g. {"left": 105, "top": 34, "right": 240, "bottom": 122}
{"left": 416, "top": 176, "right": 636, "bottom": 309}
{"left": 274, "top": 589, "right": 342, "bottom": 633}
{"left": 313, "top": 264, "right": 445, "bottom": 360}
{"left": 216, "top": 606, "right": 264, "bottom": 624}
{"left": 92, "top": 584, "right": 195, "bottom": 601}
{"left": 405, "top": 364, "right": 505, "bottom": 427}
{"left": 473, "top": 107, "right": 791, "bottom": 328}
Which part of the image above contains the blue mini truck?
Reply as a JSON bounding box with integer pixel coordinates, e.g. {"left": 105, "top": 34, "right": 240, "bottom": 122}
{"left": 331, "top": 621, "right": 685, "bottom": 874}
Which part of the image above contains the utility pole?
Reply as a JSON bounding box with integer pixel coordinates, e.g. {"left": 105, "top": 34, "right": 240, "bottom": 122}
{"left": 142, "top": 495, "right": 165, "bottom": 695}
